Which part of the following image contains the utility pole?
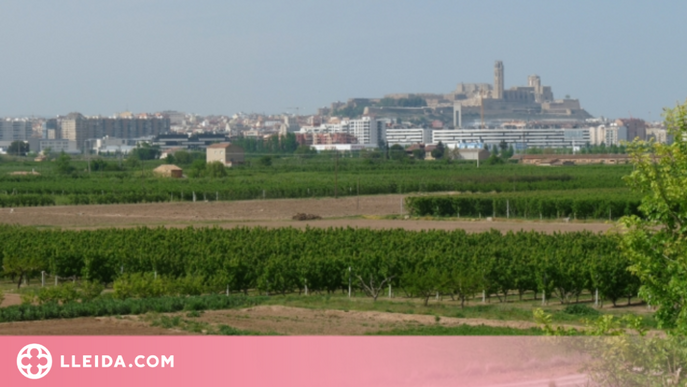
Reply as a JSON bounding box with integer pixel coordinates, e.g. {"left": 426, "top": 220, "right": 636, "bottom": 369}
{"left": 348, "top": 267, "right": 352, "bottom": 298}
{"left": 86, "top": 139, "right": 91, "bottom": 174}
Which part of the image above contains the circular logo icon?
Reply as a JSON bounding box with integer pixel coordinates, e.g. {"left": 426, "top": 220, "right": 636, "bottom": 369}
{"left": 17, "top": 344, "right": 52, "bottom": 380}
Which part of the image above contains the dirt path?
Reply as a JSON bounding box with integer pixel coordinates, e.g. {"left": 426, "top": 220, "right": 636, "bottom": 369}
{"left": 179, "top": 305, "right": 567, "bottom": 335}
{"left": 0, "top": 305, "right": 552, "bottom": 336}
{"left": 1, "top": 194, "right": 615, "bottom": 233}
{"left": 0, "top": 317, "right": 188, "bottom": 335}
{"left": 0, "top": 293, "right": 22, "bottom": 308}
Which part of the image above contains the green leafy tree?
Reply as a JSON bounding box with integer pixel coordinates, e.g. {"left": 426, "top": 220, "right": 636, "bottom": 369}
{"left": 295, "top": 145, "right": 316, "bottom": 158}
{"left": 431, "top": 141, "right": 445, "bottom": 159}
{"left": 498, "top": 140, "right": 508, "bottom": 155}
{"left": 55, "top": 151, "right": 75, "bottom": 174}
{"left": 258, "top": 156, "right": 272, "bottom": 167}
{"left": 173, "top": 150, "right": 194, "bottom": 165}
{"left": 125, "top": 152, "right": 141, "bottom": 169}
{"left": 401, "top": 266, "right": 445, "bottom": 306}
{"left": 206, "top": 161, "right": 227, "bottom": 178}
{"left": 8, "top": 141, "right": 29, "bottom": 156}
{"left": 446, "top": 258, "right": 483, "bottom": 308}
{"left": 2, "top": 235, "right": 47, "bottom": 288}
{"left": 188, "top": 159, "right": 206, "bottom": 178}
{"left": 130, "top": 143, "right": 160, "bottom": 160}
{"left": 620, "top": 100, "right": 687, "bottom": 332}
{"left": 353, "top": 250, "right": 399, "bottom": 302}
{"left": 486, "top": 152, "right": 504, "bottom": 165}
{"left": 389, "top": 144, "right": 407, "bottom": 161}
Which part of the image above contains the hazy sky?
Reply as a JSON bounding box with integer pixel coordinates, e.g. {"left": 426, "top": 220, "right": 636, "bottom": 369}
{"left": 0, "top": 0, "right": 685, "bottom": 120}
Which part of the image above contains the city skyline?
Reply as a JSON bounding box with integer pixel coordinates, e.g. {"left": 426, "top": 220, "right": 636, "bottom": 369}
{"left": 0, "top": 1, "right": 685, "bottom": 120}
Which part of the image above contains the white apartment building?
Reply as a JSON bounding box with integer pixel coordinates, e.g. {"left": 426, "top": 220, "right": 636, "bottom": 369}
{"left": 646, "top": 127, "right": 670, "bottom": 144}
{"left": 432, "top": 127, "right": 590, "bottom": 149}
{"left": 298, "top": 123, "right": 348, "bottom": 135}
{"left": 589, "top": 124, "right": 628, "bottom": 146}
{"left": 347, "top": 117, "right": 385, "bottom": 147}
{"left": 311, "top": 144, "right": 366, "bottom": 152}
{"left": 385, "top": 128, "right": 432, "bottom": 146}
{"left": 299, "top": 117, "right": 386, "bottom": 147}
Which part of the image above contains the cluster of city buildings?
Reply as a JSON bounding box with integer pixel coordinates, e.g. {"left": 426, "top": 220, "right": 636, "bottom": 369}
{"left": 0, "top": 61, "right": 672, "bottom": 158}
{"left": 294, "top": 116, "right": 666, "bottom": 153}
{"left": 0, "top": 112, "right": 170, "bottom": 154}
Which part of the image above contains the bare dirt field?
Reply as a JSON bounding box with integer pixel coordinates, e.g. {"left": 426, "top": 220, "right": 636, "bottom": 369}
{"left": 0, "top": 293, "right": 21, "bottom": 308}
{"left": 0, "top": 304, "right": 547, "bottom": 336}
{"left": 0, "top": 194, "right": 614, "bottom": 233}
{"left": 189, "top": 305, "right": 556, "bottom": 335}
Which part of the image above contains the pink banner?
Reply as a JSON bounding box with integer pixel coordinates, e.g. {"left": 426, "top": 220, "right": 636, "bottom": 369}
{"left": 1, "top": 337, "right": 589, "bottom": 386}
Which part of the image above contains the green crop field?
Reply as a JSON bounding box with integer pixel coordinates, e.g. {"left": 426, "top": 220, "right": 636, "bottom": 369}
{"left": 0, "top": 153, "right": 633, "bottom": 206}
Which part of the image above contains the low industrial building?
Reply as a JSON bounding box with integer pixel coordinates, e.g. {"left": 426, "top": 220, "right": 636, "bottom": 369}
{"left": 28, "top": 138, "right": 79, "bottom": 154}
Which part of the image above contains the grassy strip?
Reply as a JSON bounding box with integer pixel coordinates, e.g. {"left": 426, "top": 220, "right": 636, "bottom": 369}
{"left": 264, "top": 295, "right": 550, "bottom": 321}
{"left": 0, "top": 294, "right": 267, "bottom": 323}
{"left": 367, "top": 324, "right": 546, "bottom": 336}
{"left": 146, "top": 313, "right": 278, "bottom": 335}
{"left": 262, "top": 294, "right": 658, "bottom": 329}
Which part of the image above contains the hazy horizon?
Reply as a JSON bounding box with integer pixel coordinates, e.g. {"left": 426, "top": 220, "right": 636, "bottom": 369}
{"left": 1, "top": 0, "right": 685, "bottom": 120}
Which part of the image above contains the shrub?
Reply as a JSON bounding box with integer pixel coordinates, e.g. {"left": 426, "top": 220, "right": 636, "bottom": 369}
{"left": 80, "top": 281, "right": 105, "bottom": 301}
{"left": 173, "top": 275, "right": 208, "bottom": 296}
{"left": 20, "top": 292, "right": 36, "bottom": 305}
{"left": 0, "top": 294, "right": 266, "bottom": 323}
{"left": 36, "top": 283, "right": 80, "bottom": 305}
{"left": 563, "top": 304, "right": 601, "bottom": 316}
{"left": 113, "top": 273, "right": 171, "bottom": 299}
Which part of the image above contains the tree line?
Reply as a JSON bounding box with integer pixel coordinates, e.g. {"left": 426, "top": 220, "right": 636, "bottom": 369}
{"left": 0, "top": 226, "right": 639, "bottom": 308}
{"left": 405, "top": 190, "right": 641, "bottom": 220}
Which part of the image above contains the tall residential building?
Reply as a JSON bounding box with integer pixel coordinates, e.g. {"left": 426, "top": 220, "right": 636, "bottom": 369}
{"left": 42, "top": 118, "right": 58, "bottom": 139}
{"left": 0, "top": 119, "right": 32, "bottom": 144}
{"left": 57, "top": 113, "right": 170, "bottom": 150}
{"left": 296, "top": 117, "right": 386, "bottom": 147}
{"left": 59, "top": 113, "right": 88, "bottom": 150}
{"left": 616, "top": 118, "right": 647, "bottom": 141}
{"left": 646, "top": 127, "right": 670, "bottom": 144}
{"left": 493, "top": 60, "right": 504, "bottom": 99}
{"left": 590, "top": 124, "right": 628, "bottom": 146}
{"left": 347, "top": 117, "right": 385, "bottom": 147}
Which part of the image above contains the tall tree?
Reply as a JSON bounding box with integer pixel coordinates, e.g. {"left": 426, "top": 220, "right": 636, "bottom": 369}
{"left": 55, "top": 151, "right": 75, "bottom": 174}
{"left": 8, "top": 141, "right": 29, "bottom": 156}
{"left": 621, "top": 100, "right": 687, "bottom": 332}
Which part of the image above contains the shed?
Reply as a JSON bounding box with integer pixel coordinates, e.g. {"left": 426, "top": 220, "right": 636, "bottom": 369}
{"left": 153, "top": 164, "right": 183, "bottom": 178}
